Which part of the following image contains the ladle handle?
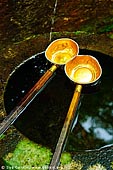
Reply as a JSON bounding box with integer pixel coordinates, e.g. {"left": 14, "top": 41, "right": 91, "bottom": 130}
{"left": 49, "top": 84, "right": 82, "bottom": 170}
{"left": 0, "top": 65, "right": 58, "bottom": 135}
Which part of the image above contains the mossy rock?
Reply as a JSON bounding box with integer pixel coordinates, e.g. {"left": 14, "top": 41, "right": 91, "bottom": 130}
{"left": 3, "top": 138, "right": 52, "bottom": 170}
{"left": 3, "top": 137, "right": 108, "bottom": 170}
{"left": 3, "top": 138, "right": 76, "bottom": 170}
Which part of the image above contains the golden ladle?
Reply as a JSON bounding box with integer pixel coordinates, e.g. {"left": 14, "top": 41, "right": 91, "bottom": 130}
{"left": 49, "top": 55, "right": 102, "bottom": 169}
{"left": 0, "top": 38, "right": 79, "bottom": 135}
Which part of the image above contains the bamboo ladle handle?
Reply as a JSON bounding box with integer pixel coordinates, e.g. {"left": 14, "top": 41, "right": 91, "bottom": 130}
{"left": 49, "top": 84, "right": 82, "bottom": 169}
{"left": 0, "top": 65, "right": 57, "bottom": 135}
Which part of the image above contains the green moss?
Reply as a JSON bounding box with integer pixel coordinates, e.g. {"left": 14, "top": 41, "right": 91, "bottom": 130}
{"left": 60, "top": 152, "right": 72, "bottom": 165}
{"left": 52, "top": 31, "right": 88, "bottom": 35}
{"left": 59, "top": 153, "right": 83, "bottom": 170}
{"left": 3, "top": 138, "right": 52, "bottom": 170}
{"left": 59, "top": 160, "right": 83, "bottom": 170}
{"left": 98, "top": 24, "right": 113, "bottom": 33}
{"left": 79, "top": 16, "right": 113, "bottom": 34}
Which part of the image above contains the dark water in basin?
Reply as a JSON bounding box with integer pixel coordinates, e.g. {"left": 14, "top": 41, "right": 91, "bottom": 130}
{"left": 4, "top": 49, "right": 113, "bottom": 152}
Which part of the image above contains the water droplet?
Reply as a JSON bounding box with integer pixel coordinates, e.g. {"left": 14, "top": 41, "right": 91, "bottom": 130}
{"left": 21, "top": 90, "right": 25, "bottom": 93}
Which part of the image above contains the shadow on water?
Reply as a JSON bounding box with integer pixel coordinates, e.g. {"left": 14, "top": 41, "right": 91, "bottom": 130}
{"left": 4, "top": 49, "right": 113, "bottom": 152}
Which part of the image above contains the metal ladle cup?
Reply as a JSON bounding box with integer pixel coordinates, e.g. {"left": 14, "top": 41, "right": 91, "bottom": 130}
{"left": 0, "top": 38, "right": 79, "bottom": 135}
{"left": 45, "top": 38, "right": 79, "bottom": 70}
{"left": 43, "top": 38, "right": 79, "bottom": 90}
{"left": 49, "top": 55, "right": 102, "bottom": 169}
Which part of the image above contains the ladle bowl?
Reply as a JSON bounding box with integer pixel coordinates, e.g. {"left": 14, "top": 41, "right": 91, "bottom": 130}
{"left": 45, "top": 38, "right": 79, "bottom": 65}
{"left": 65, "top": 55, "right": 102, "bottom": 84}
